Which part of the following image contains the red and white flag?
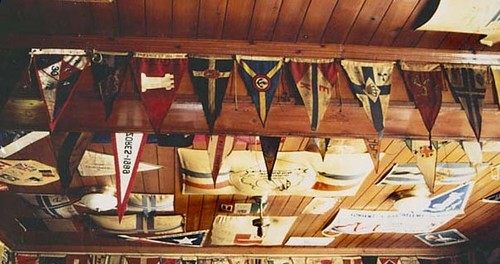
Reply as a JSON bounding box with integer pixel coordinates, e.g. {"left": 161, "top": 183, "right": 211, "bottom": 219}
{"left": 207, "top": 135, "right": 234, "bottom": 186}
{"left": 112, "top": 132, "right": 147, "bottom": 221}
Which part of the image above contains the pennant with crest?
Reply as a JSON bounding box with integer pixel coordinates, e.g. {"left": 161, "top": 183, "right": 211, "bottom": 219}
{"left": 492, "top": 66, "right": 500, "bottom": 108}
{"left": 207, "top": 134, "right": 235, "bottom": 187}
{"left": 259, "top": 136, "right": 282, "bottom": 181}
{"left": 305, "top": 137, "right": 330, "bottom": 161}
{"left": 112, "top": 132, "right": 147, "bottom": 221}
{"left": 444, "top": 64, "right": 488, "bottom": 142}
{"left": 288, "top": 58, "right": 337, "bottom": 131}
{"left": 405, "top": 139, "right": 439, "bottom": 193}
{"left": 341, "top": 60, "right": 394, "bottom": 138}
{"left": 364, "top": 137, "right": 381, "bottom": 173}
{"left": 90, "top": 51, "right": 131, "bottom": 120}
{"left": 236, "top": 56, "right": 283, "bottom": 127}
{"left": 400, "top": 62, "right": 443, "bottom": 140}
{"left": 189, "top": 56, "right": 233, "bottom": 133}
{"left": 32, "top": 49, "right": 89, "bottom": 131}
{"left": 133, "top": 53, "right": 187, "bottom": 133}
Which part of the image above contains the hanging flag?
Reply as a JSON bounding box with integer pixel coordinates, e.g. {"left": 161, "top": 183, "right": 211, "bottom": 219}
{"left": 260, "top": 136, "right": 281, "bottom": 181}
{"left": 17, "top": 193, "right": 78, "bottom": 219}
{"left": 89, "top": 213, "right": 183, "bottom": 234}
{"left": 492, "top": 66, "right": 500, "bottom": 108}
{"left": 377, "top": 257, "right": 401, "bottom": 264}
{"left": 112, "top": 132, "right": 147, "bottom": 221}
{"left": 0, "top": 159, "right": 60, "bottom": 186}
{"left": 127, "top": 193, "right": 174, "bottom": 215}
{"left": 405, "top": 139, "right": 438, "bottom": 193}
{"left": 400, "top": 62, "right": 443, "bottom": 140}
{"left": 444, "top": 64, "right": 488, "bottom": 142}
{"left": 207, "top": 135, "right": 235, "bottom": 186}
{"left": 482, "top": 191, "right": 500, "bottom": 203}
{"left": 398, "top": 257, "right": 419, "bottom": 264}
{"left": 133, "top": 53, "right": 187, "bottom": 133}
{"left": 16, "top": 254, "right": 39, "bottom": 264}
{"left": 236, "top": 56, "right": 283, "bottom": 127}
{"left": 66, "top": 255, "right": 90, "bottom": 264}
{"left": 32, "top": 49, "right": 89, "bottom": 131}
{"left": 341, "top": 60, "right": 394, "bottom": 138}
{"left": 0, "top": 131, "right": 49, "bottom": 158}
{"left": 364, "top": 137, "right": 381, "bottom": 173}
{"left": 90, "top": 51, "right": 131, "bottom": 120}
{"left": 119, "top": 230, "right": 208, "bottom": 247}
{"left": 189, "top": 56, "right": 233, "bottom": 132}
{"left": 460, "top": 140, "right": 483, "bottom": 168}
{"left": 125, "top": 257, "right": 161, "bottom": 264}
{"left": 305, "top": 137, "right": 330, "bottom": 161}
{"left": 341, "top": 257, "right": 363, "bottom": 264}
{"left": 288, "top": 58, "right": 337, "bottom": 131}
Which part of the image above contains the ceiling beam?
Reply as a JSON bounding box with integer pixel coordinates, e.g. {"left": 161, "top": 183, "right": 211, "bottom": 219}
{"left": 1, "top": 35, "right": 500, "bottom": 65}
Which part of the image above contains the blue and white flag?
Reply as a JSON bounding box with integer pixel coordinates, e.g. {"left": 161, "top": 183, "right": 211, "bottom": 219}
{"left": 119, "top": 230, "right": 208, "bottom": 247}
{"left": 17, "top": 193, "right": 78, "bottom": 219}
{"left": 424, "top": 182, "right": 474, "bottom": 213}
{"left": 236, "top": 56, "right": 283, "bottom": 127}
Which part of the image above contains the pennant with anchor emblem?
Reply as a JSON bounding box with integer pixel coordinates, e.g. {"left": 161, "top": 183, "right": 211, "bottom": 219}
{"left": 288, "top": 58, "right": 337, "bottom": 131}
{"left": 189, "top": 56, "right": 233, "bottom": 133}
{"left": 133, "top": 53, "right": 187, "bottom": 133}
{"left": 236, "top": 56, "right": 283, "bottom": 127}
{"left": 341, "top": 60, "right": 394, "bottom": 138}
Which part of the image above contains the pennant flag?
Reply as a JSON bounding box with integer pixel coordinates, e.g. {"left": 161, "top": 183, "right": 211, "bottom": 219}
{"left": 0, "top": 131, "right": 49, "bottom": 158}
{"left": 341, "top": 60, "right": 394, "bottom": 138}
{"left": 305, "top": 137, "right": 330, "bottom": 161}
{"left": 236, "top": 56, "right": 283, "bottom": 127}
{"left": 17, "top": 193, "right": 78, "bottom": 219}
{"left": 119, "top": 230, "right": 208, "bottom": 247}
{"left": 398, "top": 257, "right": 419, "bottom": 264}
{"left": 207, "top": 135, "right": 235, "bottom": 186}
{"left": 482, "top": 191, "right": 500, "bottom": 203}
{"left": 444, "top": 64, "right": 488, "bottom": 142}
{"left": 89, "top": 213, "right": 183, "bottom": 234}
{"left": 32, "top": 49, "right": 89, "bottom": 131}
{"left": 112, "top": 132, "right": 147, "bottom": 221}
{"left": 492, "top": 66, "right": 500, "bottom": 107}
{"left": 125, "top": 257, "right": 161, "bottom": 264}
{"left": 127, "top": 193, "right": 174, "bottom": 215}
{"left": 78, "top": 150, "right": 161, "bottom": 177}
{"left": 341, "top": 257, "right": 363, "bottom": 264}
{"left": 0, "top": 159, "right": 60, "bottom": 186}
{"left": 260, "top": 136, "right": 281, "bottom": 181}
{"left": 288, "top": 58, "right": 337, "bottom": 131}
{"left": 424, "top": 182, "right": 474, "bottom": 213}
{"left": 405, "top": 139, "right": 438, "bottom": 192}
{"left": 189, "top": 56, "right": 233, "bottom": 132}
{"left": 90, "top": 51, "right": 131, "bottom": 120}
{"left": 460, "top": 140, "right": 483, "bottom": 168}
{"left": 16, "top": 254, "right": 39, "bottom": 264}
{"left": 377, "top": 257, "right": 401, "bottom": 264}
{"left": 364, "top": 138, "right": 381, "bottom": 173}
{"left": 39, "top": 257, "right": 65, "bottom": 264}
{"left": 66, "top": 255, "right": 90, "bottom": 264}
{"left": 400, "top": 63, "right": 443, "bottom": 140}
{"left": 133, "top": 53, "right": 187, "bottom": 133}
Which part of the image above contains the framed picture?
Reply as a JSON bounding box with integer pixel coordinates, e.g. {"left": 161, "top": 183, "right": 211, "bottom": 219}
{"left": 415, "top": 229, "right": 468, "bottom": 247}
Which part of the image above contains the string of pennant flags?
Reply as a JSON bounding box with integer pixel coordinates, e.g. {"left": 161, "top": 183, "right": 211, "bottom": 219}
{"left": 18, "top": 48, "right": 499, "bottom": 142}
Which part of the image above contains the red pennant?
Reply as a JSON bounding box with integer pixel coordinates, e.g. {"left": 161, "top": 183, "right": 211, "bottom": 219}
{"left": 112, "top": 132, "right": 147, "bottom": 221}
{"left": 259, "top": 136, "right": 281, "bottom": 181}
{"left": 134, "top": 55, "right": 187, "bottom": 133}
{"left": 207, "top": 135, "right": 234, "bottom": 187}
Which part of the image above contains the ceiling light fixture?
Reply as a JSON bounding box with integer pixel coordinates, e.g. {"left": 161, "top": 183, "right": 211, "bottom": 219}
{"left": 391, "top": 185, "right": 431, "bottom": 212}
{"left": 76, "top": 186, "right": 117, "bottom": 212}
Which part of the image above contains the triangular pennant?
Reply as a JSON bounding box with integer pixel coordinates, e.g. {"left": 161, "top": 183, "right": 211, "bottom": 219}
{"left": 259, "top": 136, "right": 281, "bottom": 180}
{"left": 460, "top": 140, "right": 483, "bottom": 167}
{"left": 125, "top": 257, "right": 160, "bottom": 264}
{"left": 305, "top": 137, "right": 330, "bottom": 161}
{"left": 341, "top": 60, "right": 394, "bottom": 138}
{"left": 288, "top": 58, "right": 337, "bottom": 131}
{"left": 90, "top": 52, "right": 131, "bottom": 120}
{"left": 377, "top": 257, "right": 401, "bottom": 264}
{"left": 364, "top": 137, "right": 381, "bottom": 173}
{"left": 341, "top": 256, "right": 363, "bottom": 264}
{"left": 33, "top": 51, "right": 89, "bottom": 131}
{"left": 400, "top": 63, "right": 443, "bottom": 138}
{"left": 119, "top": 230, "right": 208, "bottom": 247}
{"left": 133, "top": 53, "right": 187, "bottom": 133}
{"left": 482, "top": 191, "right": 500, "bottom": 203}
{"left": 405, "top": 139, "right": 438, "bottom": 193}
{"left": 66, "top": 255, "right": 90, "bottom": 264}
{"left": 112, "top": 132, "right": 147, "bottom": 221}
{"left": 398, "top": 257, "right": 419, "bottom": 264}
{"left": 444, "top": 64, "right": 488, "bottom": 142}
{"left": 207, "top": 135, "right": 234, "bottom": 187}
{"left": 492, "top": 66, "right": 500, "bottom": 108}
{"left": 189, "top": 56, "right": 233, "bottom": 133}
{"left": 16, "top": 254, "right": 39, "bottom": 264}
{"left": 236, "top": 56, "right": 283, "bottom": 127}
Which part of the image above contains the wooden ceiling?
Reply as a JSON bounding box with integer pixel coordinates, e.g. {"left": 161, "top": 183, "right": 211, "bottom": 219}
{"left": 0, "top": 0, "right": 499, "bottom": 258}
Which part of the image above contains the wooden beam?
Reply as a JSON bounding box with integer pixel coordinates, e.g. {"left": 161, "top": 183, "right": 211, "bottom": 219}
{"left": 1, "top": 35, "right": 500, "bottom": 65}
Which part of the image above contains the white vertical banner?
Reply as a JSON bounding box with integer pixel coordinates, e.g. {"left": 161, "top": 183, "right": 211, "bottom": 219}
{"left": 112, "top": 132, "right": 147, "bottom": 221}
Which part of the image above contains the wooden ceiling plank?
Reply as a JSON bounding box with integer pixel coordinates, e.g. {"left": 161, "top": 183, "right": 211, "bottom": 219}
{"left": 35, "top": 1, "right": 65, "bottom": 36}
{"left": 221, "top": 0, "right": 255, "bottom": 40}
{"left": 186, "top": 194, "right": 203, "bottom": 231}
{"left": 157, "top": 146, "right": 176, "bottom": 194}
{"left": 415, "top": 31, "right": 448, "bottom": 49}
{"left": 267, "top": 196, "right": 290, "bottom": 216}
{"left": 117, "top": 0, "right": 146, "bottom": 36}
{"left": 296, "top": 0, "right": 338, "bottom": 43}
{"left": 199, "top": 194, "right": 218, "bottom": 230}
{"left": 439, "top": 33, "right": 472, "bottom": 50}
{"left": 140, "top": 144, "right": 160, "bottom": 193}
{"left": 91, "top": 1, "right": 119, "bottom": 36}
{"left": 9, "top": 0, "right": 45, "bottom": 35}
{"left": 247, "top": 0, "right": 283, "bottom": 41}
{"left": 370, "top": 0, "right": 420, "bottom": 47}
{"left": 286, "top": 197, "right": 314, "bottom": 236}
{"left": 321, "top": 0, "right": 365, "bottom": 44}
{"left": 197, "top": 0, "right": 228, "bottom": 39}
{"left": 172, "top": 0, "right": 200, "bottom": 38}
{"left": 280, "top": 195, "right": 305, "bottom": 216}
{"left": 391, "top": 0, "right": 427, "bottom": 48}
{"left": 459, "top": 35, "right": 488, "bottom": 52}
{"left": 145, "top": 0, "right": 173, "bottom": 37}
{"left": 173, "top": 150, "right": 189, "bottom": 216}
{"left": 344, "top": 0, "right": 393, "bottom": 46}
{"left": 271, "top": 0, "right": 310, "bottom": 42}
{"left": 61, "top": 2, "right": 94, "bottom": 35}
